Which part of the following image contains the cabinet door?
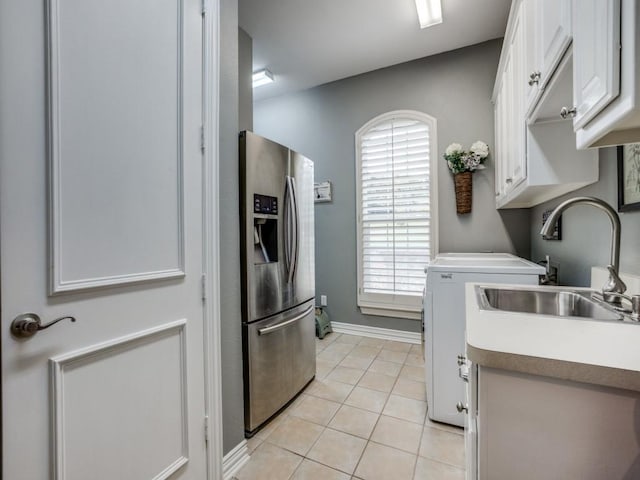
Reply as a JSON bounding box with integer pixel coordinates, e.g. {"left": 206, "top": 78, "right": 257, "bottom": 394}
{"left": 507, "top": 7, "right": 526, "bottom": 190}
{"left": 502, "top": 49, "right": 516, "bottom": 195}
{"left": 524, "top": 0, "right": 541, "bottom": 112}
{"left": 494, "top": 83, "right": 507, "bottom": 200}
{"left": 495, "top": 2, "right": 526, "bottom": 200}
{"left": 430, "top": 274, "right": 465, "bottom": 427}
{"left": 539, "top": 0, "right": 572, "bottom": 88}
{"left": 572, "top": 0, "right": 621, "bottom": 130}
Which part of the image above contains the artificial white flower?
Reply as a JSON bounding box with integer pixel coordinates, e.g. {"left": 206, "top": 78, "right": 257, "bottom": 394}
{"left": 462, "top": 153, "right": 481, "bottom": 171}
{"left": 470, "top": 141, "right": 489, "bottom": 158}
{"left": 445, "top": 143, "right": 463, "bottom": 156}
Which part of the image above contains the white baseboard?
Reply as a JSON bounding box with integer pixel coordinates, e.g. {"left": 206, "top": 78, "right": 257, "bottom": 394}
{"left": 331, "top": 321, "right": 421, "bottom": 344}
{"left": 222, "top": 439, "right": 250, "bottom": 480}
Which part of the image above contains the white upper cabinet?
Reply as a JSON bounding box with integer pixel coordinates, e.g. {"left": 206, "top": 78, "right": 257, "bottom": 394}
{"left": 524, "top": 0, "right": 572, "bottom": 114}
{"left": 539, "top": 0, "right": 572, "bottom": 88}
{"left": 572, "top": 0, "right": 620, "bottom": 131}
{"left": 573, "top": 0, "right": 640, "bottom": 149}
{"left": 493, "top": 0, "right": 598, "bottom": 209}
{"left": 494, "top": 1, "right": 526, "bottom": 203}
{"left": 523, "top": 0, "right": 540, "bottom": 112}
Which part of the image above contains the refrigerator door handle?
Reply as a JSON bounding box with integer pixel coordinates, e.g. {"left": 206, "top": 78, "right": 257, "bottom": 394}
{"left": 285, "top": 175, "right": 298, "bottom": 284}
{"left": 284, "top": 176, "right": 294, "bottom": 279}
{"left": 290, "top": 176, "right": 299, "bottom": 282}
{"left": 257, "top": 305, "right": 314, "bottom": 335}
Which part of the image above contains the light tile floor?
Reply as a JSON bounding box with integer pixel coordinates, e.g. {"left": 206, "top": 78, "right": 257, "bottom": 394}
{"left": 235, "top": 333, "right": 465, "bottom": 480}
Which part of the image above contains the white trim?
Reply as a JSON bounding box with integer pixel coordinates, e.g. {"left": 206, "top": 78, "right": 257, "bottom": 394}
{"left": 331, "top": 321, "right": 421, "bottom": 344}
{"left": 202, "top": 1, "right": 224, "bottom": 479}
{"left": 50, "top": 320, "right": 189, "bottom": 480}
{"left": 222, "top": 440, "right": 250, "bottom": 480}
{"left": 359, "top": 305, "right": 421, "bottom": 320}
{"left": 46, "top": 0, "right": 186, "bottom": 294}
{"left": 354, "top": 109, "right": 438, "bottom": 312}
{"left": 51, "top": 269, "right": 187, "bottom": 295}
{"left": 358, "top": 294, "right": 422, "bottom": 320}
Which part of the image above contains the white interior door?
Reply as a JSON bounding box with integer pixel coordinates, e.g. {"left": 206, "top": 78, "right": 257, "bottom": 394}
{"left": 0, "top": 0, "right": 208, "bottom": 479}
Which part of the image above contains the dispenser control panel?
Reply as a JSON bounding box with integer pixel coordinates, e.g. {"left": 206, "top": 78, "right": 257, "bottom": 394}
{"left": 254, "top": 194, "right": 278, "bottom": 214}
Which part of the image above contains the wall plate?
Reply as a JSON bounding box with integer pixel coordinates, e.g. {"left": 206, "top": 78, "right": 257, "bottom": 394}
{"left": 314, "top": 181, "right": 332, "bottom": 203}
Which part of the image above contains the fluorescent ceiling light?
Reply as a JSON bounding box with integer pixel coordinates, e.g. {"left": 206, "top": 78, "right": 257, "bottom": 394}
{"left": 415, "top": 0, "right": 443, "bottom": 29}
{"left": 252, "top": 69, "right": 274, "bottom": 88}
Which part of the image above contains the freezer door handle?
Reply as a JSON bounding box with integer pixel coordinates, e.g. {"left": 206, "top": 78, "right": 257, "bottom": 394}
{"left": 257, "top": 306, "right": 314, "bottom": 335}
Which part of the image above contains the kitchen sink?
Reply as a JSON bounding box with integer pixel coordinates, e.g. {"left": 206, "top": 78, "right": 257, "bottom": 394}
{"left": 476, "top": 286, "right": 623, "bottom": 321}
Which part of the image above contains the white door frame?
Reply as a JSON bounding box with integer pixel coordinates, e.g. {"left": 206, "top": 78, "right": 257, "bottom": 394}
{"left": 202, "top": 1, "right": 224, "bottom": 479}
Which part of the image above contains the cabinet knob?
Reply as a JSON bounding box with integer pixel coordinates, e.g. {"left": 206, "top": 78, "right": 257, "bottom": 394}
{"left": 456, "top": 402, "right": 468, "bottom": 414}
{"left": 528, "top": 71, "right": 541, "bottom": 86}
{"left": 560, "top": 106, "right": 577, "bottom": 119}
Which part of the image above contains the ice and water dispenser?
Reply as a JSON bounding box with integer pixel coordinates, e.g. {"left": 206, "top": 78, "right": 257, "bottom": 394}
{"left": 253, "top": 194, "right": 278, "bottom": 264}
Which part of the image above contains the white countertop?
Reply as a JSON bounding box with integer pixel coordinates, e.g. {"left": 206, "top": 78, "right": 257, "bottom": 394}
{"left": 465, "top": 282, "right": 640, "bottom": 381}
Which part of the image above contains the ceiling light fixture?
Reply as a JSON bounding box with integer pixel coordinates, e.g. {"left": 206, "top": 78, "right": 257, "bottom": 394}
{"left": 252, "top": 69, "right": 274, "bottom": 88}
{"left": 414, "top": 0, "right": 443, "bottom": 29}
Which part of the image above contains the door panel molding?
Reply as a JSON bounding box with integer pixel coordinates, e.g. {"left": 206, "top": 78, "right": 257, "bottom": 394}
{"left": 50, "top": 320, "right": 189, "bottom": 480}
{"left": 46, "top": 0, "right": 186, "bottom": 294}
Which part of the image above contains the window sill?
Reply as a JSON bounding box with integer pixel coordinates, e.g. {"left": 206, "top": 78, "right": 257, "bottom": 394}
{"left": 359, "top": 303, "right": 422, "bottom": 320}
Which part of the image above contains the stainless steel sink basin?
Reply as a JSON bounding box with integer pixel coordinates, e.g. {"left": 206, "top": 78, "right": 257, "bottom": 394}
{"left": 477, "top": 286, "right": 622, "bottom": 321}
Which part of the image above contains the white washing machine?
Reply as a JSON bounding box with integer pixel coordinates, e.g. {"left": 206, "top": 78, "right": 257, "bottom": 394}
{"left": 423, "top": 253, "right": 544, "bottom": 427}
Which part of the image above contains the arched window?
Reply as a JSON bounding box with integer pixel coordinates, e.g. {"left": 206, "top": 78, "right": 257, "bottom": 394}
{"left": 355, "top": 110, "right": 438, "bottom": 319}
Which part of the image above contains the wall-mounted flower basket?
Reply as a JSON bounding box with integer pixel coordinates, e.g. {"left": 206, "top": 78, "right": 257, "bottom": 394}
{"left": 444, "top": 141, "right": 489, "bottom": 215}
{"left": 454, "top": 172, "right": 472, "bottom": 214}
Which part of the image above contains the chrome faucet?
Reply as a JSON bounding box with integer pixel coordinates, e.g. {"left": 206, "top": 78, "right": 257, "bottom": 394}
{"left": 540, "top": 196, "right": 626, "bottom": 304}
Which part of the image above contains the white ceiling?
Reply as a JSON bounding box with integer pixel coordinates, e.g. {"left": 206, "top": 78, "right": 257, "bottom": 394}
{"left": 239, "top": 0, "right": 512, "bottom": 101}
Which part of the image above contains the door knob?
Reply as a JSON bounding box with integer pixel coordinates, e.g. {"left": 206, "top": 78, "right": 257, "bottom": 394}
{"left": 10, "top": 313, "right": 76, "bottom": 338}
{"left": 456, "top": 402, "right": 468, "bottom": 414}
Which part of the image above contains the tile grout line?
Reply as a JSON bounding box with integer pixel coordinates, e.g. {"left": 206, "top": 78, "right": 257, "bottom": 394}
{"left": 317, "top": 334, "right": 375, "bottom": 478}
{"left": 245, "top": 334, "right": 434, "bottom": 480}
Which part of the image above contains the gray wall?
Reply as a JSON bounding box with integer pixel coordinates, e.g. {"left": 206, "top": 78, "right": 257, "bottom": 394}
{"left": 531, "top": 147, "right": 640, "bottom": 286}
{"left": 238, "top": 28, "right": 253, "bottom": 131}
{"left": 254, "top": 39, "right": 530, "bottom": 333}
{"left": 219, "top": 0, "right": 244, "bottom": 455}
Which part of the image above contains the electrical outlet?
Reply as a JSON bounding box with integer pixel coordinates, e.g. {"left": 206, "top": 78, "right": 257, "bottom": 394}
{"left": 320, "top": 295, "right": 327, "bottom": 307}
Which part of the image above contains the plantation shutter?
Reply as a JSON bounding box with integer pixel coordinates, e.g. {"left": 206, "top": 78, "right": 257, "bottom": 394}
{"left": 360, "top": 117, "right": 431, "bottom": 296}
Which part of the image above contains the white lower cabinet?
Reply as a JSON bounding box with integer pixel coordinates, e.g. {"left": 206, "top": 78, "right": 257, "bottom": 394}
{"left": 471, "top": 366, "right": 640, "bottom": 480}
{"left": 464, "top": 362, "right": 478, "bottom": 480}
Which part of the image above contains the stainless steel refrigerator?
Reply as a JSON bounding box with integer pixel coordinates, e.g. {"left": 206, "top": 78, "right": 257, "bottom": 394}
{"left": 239, "top": 131, "right": 316, "bottom": 436}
